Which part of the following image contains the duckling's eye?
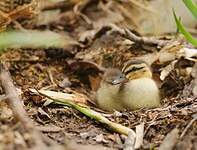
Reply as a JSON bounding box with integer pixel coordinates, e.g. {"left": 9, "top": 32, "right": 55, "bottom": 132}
{"left": 119, "top": 74, "right": 125, "bottom": 79}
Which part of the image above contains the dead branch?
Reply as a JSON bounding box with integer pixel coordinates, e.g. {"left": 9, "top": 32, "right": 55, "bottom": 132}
{"left": 0, "top": 63, "right": 62, "bottom": 149}
{"left": 73, "top": 0, "right": 95, "bottom": 25}
{"left": 180, "top": 114, "right": 197, "bottom": 139}
{"left": 80, "top": 23, "right": 170, "bottom": 47}
{"left": 41, "top": 1, "right": 75, "bottom": 11}
{"left": 0, "top": 63, "right": 33, "bottom": 128}
{"left": 158, "top": 128, "right": 179, "bottom": 150}
{"left": 134, "top": 123, "right": 144, "bottom": 149}
{"left": 109, "top": 24, "right": 170, "bottom": 47}
{"left": 123, "top": 132, "right": 135, "bottom": 150}
{"left": 123, "top": 28, "right": 170, "bottom": 47}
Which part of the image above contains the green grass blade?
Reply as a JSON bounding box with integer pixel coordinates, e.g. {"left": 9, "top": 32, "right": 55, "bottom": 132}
{"left": 173, "top": 10, "right": 197, "bottom": 47}
{"left": 183, "top": 0, "right": 197, "bottom": 19}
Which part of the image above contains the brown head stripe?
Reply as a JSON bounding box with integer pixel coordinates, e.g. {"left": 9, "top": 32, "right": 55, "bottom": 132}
{"left": 122, "top": 60, "right": 147, "bottom": 73}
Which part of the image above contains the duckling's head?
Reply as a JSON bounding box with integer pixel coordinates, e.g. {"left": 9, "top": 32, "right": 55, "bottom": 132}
{"left": 122, "top": 60, "right": 152, "bottom": 80}
{"left": 102, "top": 68, "right": 128, "bottom": 85}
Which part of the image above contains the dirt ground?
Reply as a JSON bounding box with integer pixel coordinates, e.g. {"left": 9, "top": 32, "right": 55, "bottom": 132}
{"left": 0, "top": 0, "right": 196, "bottom": 150}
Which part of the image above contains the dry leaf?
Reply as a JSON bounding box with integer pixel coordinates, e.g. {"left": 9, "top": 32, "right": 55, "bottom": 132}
{"left": 30, "top": 89, "right": 88, "bottom": 105}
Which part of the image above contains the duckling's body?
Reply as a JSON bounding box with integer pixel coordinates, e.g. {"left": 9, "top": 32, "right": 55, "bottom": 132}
{"left": 123, "top": 77, "right": 160, "bottom": 110}
{"left": 96, "top": 60, "right": 160, "bottom": 112}
{"left": 121, "top": 60, "right": 160, "bottom": 110}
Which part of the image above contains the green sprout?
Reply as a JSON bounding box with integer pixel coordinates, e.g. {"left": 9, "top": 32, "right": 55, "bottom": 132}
{"left": 173, "top": 0, "right": 197, "bottom": 47}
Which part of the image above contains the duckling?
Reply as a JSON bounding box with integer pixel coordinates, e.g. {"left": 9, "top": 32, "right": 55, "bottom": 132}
{"left": 96, "top": 60, "right": 160, "bottom": 112}
{"left": 96, "top": 68, "right": 128, "bottom": 111}
{"left": 122, "top": 60, "right": 160, "bottom": 110}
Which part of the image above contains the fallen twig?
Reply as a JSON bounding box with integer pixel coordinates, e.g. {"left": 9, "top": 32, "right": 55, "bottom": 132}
{"left": 128, "top": 0, "right": 155, "bottom": 12}
{"left": 144, "top": 114, "right": 158, "bottom": 136}
{"left": 134, "top": 123, "right": 144, "bottom": 149}
{"left": 41, "top": 1, "right": 75, "bottom": 11}
{"left": 35, "top": 89, "right": 136, "bottom": 137}
{"left": 180, "top": 114, "right": 197, "bottom": 139}
{"left": 36, "top": 125, "right": 63, "bottom": 133}
{"left": 73, "top": 0, "right": 97, "bottom": 25}
{"left": 123, "top": 28, "right": 170, "bottom": 47}
{"left": 123, "top": 132, "right": 135, "bottom": 150}
{"left": 0, "top": 63, "right": 64, "bottom": 149}
{"left": 109, "top": 24, "right": 170, "bottom": 47}
{"left": 79, "top": 23, "right": 170, "bottom": 47}
{"left": 158, "top": 128, "right": 179, "bottom": 150}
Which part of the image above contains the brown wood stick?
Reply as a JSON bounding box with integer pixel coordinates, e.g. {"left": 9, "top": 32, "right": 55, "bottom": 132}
{"left": 0, "top": 63, "right": 48, "bottom": 149}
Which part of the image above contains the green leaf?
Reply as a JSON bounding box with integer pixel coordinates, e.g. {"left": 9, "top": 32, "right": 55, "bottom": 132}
{"left": 183, "top": 0, "right": 197, "bottom": 19}
{"left": 0, "top": 30, "right": 78, "bottom": 50}
{"left": 173, "top": 9, "right": 197, "bottom": 47}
